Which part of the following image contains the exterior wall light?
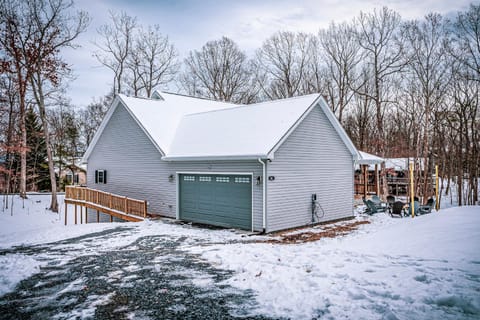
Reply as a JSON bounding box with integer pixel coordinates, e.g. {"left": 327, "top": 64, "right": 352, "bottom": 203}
{"left": 168, "top": 174, "right": 175, "bottom": 182}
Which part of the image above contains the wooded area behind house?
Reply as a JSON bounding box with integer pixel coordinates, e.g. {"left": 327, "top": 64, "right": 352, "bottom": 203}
{"left": 1, "top": 1, "right": 478, "bottom": 210}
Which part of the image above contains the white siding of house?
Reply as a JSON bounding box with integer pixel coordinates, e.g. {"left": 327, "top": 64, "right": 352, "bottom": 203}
{"left": 266, "top": 104, "right": 354, "bottom": 232}
{"left": 86, "top": 103, "right": 264, "bottom": 231}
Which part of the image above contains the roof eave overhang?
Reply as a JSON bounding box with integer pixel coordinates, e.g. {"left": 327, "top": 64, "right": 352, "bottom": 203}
{"left": 162, "top": 154, "right": 271, "bottom": 162}
{"left": 355, "top": 160, "right": 385, "bottom": 165}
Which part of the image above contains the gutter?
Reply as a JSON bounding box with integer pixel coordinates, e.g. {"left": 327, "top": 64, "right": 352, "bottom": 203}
{"left": 258, "top": 158, "right": 267, "bottom": 233}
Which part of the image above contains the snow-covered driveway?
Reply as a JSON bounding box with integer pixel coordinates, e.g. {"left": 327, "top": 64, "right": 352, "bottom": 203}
{"left": 0, "top": 225, "right": 267, "bottom": 319}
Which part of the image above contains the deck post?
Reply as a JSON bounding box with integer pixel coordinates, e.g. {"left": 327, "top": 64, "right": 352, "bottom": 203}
{"left": 64, "top": 202, "right": 67, "bottom": 226}
{"left": 80, "top": 206, "right": 83, "bottom": 224}
{"left": 85, "top": 207, "right": 88, "bottom": 224}
{"left": 144, "top": 201, "right": 147, "bottom": 218}
{"left": 410, "top": 163, "right": 415, "bottom": 218}
{"left": 375, "top": 164, "right": 380, "bottom": 196}
{"left": 97, "top": 210, "right": 100, "bottom": 223}
{"left": 110, "top": 215, "right": 113, "bottom": 223}
{"left": 363, "top": 164, "right": 368, "bottom": 199}
{"left": 74, "top": 204, "right": 77, "bottom": 225}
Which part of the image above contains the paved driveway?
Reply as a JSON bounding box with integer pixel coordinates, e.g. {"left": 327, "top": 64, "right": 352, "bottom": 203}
{"left": 0, "top": 227, "right": 273, "bottom": 319}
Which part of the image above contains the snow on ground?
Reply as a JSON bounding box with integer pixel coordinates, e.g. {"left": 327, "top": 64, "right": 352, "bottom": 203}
{"left": 0, "top": 193, "right": 122, "bottom": 249}
{"left": 0, "top": 254, "right": 43, "bottom": 296}
{"left": 0, "top": 193, "right": 479, "bottom": 319}
{"left": 186, "top": 207, "right": 480, "bottom": 319}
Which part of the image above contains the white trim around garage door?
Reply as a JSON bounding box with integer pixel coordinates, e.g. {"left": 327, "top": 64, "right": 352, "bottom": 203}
{"left": 175, "top": 171, "right": 254, "bottom": 232}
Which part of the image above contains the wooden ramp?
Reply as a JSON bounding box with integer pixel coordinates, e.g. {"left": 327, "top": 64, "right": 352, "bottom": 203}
{"left": 64, "top": 186, "right": 147, "bottom": 225}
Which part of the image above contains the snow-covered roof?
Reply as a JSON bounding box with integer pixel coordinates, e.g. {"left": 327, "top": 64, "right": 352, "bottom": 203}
{"left": 165, "top": 94, "right": 322, "bottom": 160}
{"left": 385, "top": 158, "right": 425, "bottom": 171}
{"left": 83, "top": 91, "right": 359, "bottom": 162}
{"left": 357, "top": 157, "right": 426, "bottom": 171}
{"left": 356, "top": 151, "right": 385, "bottom": 165}
{"left": 119, "top": 93, "right": 237, "bottom": 155}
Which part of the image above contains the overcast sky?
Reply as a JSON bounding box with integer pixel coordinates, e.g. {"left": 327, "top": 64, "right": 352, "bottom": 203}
{"left": 63, "top": 0, "right": 472, "bottom": 108}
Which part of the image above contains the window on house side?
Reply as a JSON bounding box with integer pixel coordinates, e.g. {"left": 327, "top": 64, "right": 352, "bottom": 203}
{"left": 95, "top": 170, "right": 107, "bottom": 184}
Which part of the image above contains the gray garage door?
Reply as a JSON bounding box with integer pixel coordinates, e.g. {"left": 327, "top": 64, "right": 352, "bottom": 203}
{"left": 179, "top": 174, "right": 252, "bottom": 230}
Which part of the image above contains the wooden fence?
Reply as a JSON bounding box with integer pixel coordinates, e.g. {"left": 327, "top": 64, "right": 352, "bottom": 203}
{"left": 64, "top": 186, "right": 147, "bottom": 224}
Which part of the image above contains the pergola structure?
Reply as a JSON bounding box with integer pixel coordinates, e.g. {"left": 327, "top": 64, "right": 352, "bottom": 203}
{"left": 356, "top": 151, "right": 385, "bottom": 199}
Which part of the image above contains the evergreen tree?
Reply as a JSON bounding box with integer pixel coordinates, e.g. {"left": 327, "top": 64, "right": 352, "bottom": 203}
{"left": 25, "top": 107, "right": 50, "bottom": 191}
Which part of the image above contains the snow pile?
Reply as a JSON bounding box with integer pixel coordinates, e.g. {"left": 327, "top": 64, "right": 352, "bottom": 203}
{"left": 188, "top": 207, "right": 480, "bottom": 319}
{"left": 0, "top": 254, "right": 43, "bottom": 296}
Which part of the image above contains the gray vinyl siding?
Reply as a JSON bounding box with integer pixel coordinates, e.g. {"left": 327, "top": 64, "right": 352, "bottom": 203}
{"left": 266, "top": 104, "right": 354, "bottom": 232}
{"left": 86, "top": 102, "right": 264, "bottom": 231}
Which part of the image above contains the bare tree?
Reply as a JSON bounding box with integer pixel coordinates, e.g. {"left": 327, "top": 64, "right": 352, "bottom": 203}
{"left": 78, "top": 95, "right": 112, "bottom": 146}
{"left": 318, "top": 22, "right": 360, "bottom": 123}
{"left": 353, "top": 7, "right": 406, "bottom": 155}
{"left": 253, "top": 31, "right": 312, "bottom": 99}
{"left": 344, "top": 67, "right": 376, "bottom": 151}
{"left": 127, "top": 25, "right": 178, "bottom": 97}
{"left": 0, "top": 0, "right": 33, "bottom": 198}
{"left": 451, "top": 3, "right": 480, "bottom": 83}
{"left": 299, "top": 35, "right": 328, "bottom": 96}
{"left": 444, "top": 4, "right": 480, "bottom": 205}
{"left": 403, "top": 13, "right": 451, "bottom": 200}
{"left": 0, "top": 0, "right": 88, "bottom": 211}
{"left": 94, "top": 11, "right": 136, "bottom": 95}
{"left": 180, "top": 37, "right": 253, "bottom": 103}
{"left": 0, "top": 71, "right": 19, "bottom": 197}
{"left": 349, "top": 7, "right": 406, "bottom": 198}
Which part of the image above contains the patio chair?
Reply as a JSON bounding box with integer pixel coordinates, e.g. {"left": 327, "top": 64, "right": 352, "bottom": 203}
{"left": 362, "top": 197, "right": 371, "bottom": 214}
{"left": 386, "top": 195, "right": 395, "bottom": 213}
{"left": 419, "top": 198, "right": 435, "bottom": 214}
{"left": 386, "top": 195, "right": 395, "bottom": 205}
{"left": 371, "top": 195, "right": 382, "bottom": 204}
{"left": 408, "top": 200, "right": 420, "bottom": 216}
{"left": 365, "top": 199, "right": 388, "bottom": 215}
{"left": 371, "top": 195, "right": 388, "bottom": 210}
{"left": 390, "top": 201, "right": 405, "bottom": 218}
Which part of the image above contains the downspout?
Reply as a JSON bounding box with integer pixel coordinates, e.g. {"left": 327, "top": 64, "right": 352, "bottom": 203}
{"left": 258, "top": 158, "right": 267, "bottom": 233}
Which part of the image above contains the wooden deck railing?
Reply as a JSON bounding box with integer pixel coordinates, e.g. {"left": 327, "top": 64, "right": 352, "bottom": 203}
{"left": 65, "top": 186, "right": 147, "bottom": 222}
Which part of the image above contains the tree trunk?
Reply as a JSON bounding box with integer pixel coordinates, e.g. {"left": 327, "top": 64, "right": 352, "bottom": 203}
{"left": 19, "top": 89, "right": 27, "bottom": 199}
{"left": 30, "top": 73, "right": 58, "bottom": 212}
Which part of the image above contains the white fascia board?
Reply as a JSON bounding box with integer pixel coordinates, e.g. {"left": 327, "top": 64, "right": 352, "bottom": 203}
{"left": 162, "top": 154, "right": 269, "bottom": 161}
{"left": 81, "top": 95, "right": 122, "bottom": 163}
